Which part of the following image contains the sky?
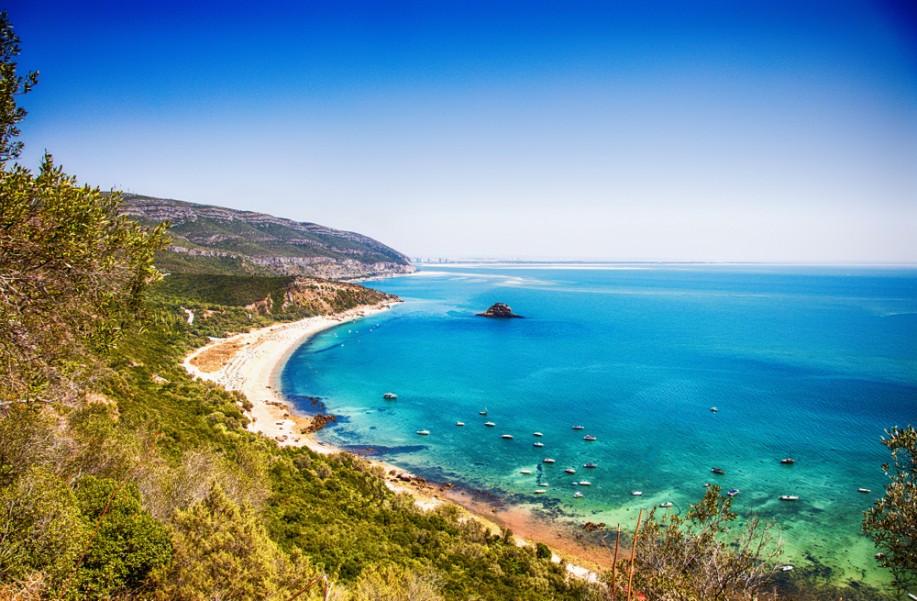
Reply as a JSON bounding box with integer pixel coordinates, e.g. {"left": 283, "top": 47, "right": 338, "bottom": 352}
{"left": 8, "top": 0, "right": 917, "bottom": 262}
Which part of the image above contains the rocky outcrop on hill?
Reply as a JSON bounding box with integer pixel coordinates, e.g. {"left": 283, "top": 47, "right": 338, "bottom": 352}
{"left": 120, "top": 195, "right": 414, "bottom": 280}
{"left": 476, "top": 303, "right": 523, "bottom": 318}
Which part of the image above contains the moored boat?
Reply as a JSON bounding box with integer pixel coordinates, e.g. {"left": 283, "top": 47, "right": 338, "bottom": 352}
{"left": 533, "top": 442, "right": 544, "bottom": 447}
{"left": 479, "top": 407, "right": 488, "bottom": 415}
{"left": 383, "top": 392, "right": 397, "bottom": 400}
{"left": 779, "top": 495, "right": 799, "bottom": 501}
{"left": 631, "top": 491, "right": 642, "bottom": 496}
{"left": 484, "top": 421, "right": 495, "bottom": 427}
{"left": 533, "top": 432, "right": 543, "bottom": 437}
{"left": 710, "top": 407, "right": 718, "bottom": 412}
{"left": 583, "top": 462, "right": 597, "bottom": 469}
{"left": 858, "top": 488, "right": 871, "bottom": 493}
{"left": 416, "top": 430, "right": 430, "bottom": 436}
{"left": 501, "top": 434, "right": 514, "bottom": 439}
{"left": 520, "top": 469, "right": 532, "bottom": 475}
{"left": 572, "top": 425, "right": 585, "bottom": 430}
{"left": 573, "top": 492, "right": 584, "bottom": 498}
{"left": 659, "top": 501, "right": 673, "bottom": 508}
{"left": 543, "top": 458, "right": 556, "bottom": 464}
{"left": 711, "top": 467, "right": 725, "bottom": 475}
{"left": 565, "top": 468, "right": 576, "bottom": 474}
{"left": 583, "top": 435, "right": 596, "bottom": 441}
{"left": 534, "top": 489, "right": 547, "bottom": 494}
{"left": 456, "top": 421, "right": 464, "bottom": 427}
{"left": 727, "top": 489, "right": 740, "bottom": 497}
{"left": 780, "top": 457, "right": 795, "bottom": 465}
{"left": 578, "top": 481, "right": 591, "bottom": 486}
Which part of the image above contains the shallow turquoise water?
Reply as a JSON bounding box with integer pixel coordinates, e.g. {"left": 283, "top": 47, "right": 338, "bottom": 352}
{"left": 281, "top": 265, "right": 917, "bottom": 585}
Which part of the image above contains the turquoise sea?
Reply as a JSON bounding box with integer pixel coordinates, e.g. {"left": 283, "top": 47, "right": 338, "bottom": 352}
{"left": 281, "top": 265, "right": 917, "bottom": 586}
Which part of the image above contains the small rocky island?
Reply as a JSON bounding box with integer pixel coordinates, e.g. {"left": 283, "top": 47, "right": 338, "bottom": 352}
{"left": 476, "top": 303, "right": 524, "bottom": 318}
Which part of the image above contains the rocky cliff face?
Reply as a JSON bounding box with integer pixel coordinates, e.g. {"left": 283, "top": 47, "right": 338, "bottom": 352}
{"left": 120, "top": 195, "right": 415, "bottom": 280}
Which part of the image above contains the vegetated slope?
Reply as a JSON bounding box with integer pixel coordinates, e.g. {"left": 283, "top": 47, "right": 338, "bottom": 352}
{"left": 120, "top": 194, "right": 415, "bottom": 280}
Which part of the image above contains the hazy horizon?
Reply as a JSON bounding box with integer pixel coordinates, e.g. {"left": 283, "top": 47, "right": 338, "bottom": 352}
{"left": 9, "top": 0, "right": 917, "bottom": 263}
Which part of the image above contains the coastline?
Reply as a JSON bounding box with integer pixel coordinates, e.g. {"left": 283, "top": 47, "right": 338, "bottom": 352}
{"left": 181, "top": 301, "right": 607, "bottom": 579}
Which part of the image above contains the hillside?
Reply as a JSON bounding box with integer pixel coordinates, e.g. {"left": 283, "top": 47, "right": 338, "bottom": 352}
{"left": 120, "top": 194, "right": 415, "bottom": 280}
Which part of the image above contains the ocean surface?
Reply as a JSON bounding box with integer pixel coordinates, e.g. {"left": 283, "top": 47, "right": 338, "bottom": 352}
{"left": 281, "top": 265, "right": 917, "bottom": 586}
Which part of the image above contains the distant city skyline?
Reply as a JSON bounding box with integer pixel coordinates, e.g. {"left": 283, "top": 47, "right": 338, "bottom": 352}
{"left": 9, "top": 0, "right": 917, "bottom": 263}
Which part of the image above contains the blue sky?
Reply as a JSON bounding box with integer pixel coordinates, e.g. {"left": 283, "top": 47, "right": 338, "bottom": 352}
{"left": 8, "top": 0, "right": 917, "bottom": 262}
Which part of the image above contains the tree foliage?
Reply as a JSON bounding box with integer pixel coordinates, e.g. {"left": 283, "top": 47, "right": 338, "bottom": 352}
{"left": 614, "top": 486, "right": 782, "bottom": 601}
{"left": 0, "top": 10, "right": 38, "bottom": 165}
{"left": 863, "top": 425, "right": 917, "bottom": 593}
{"left": 0, "top": 156, "right": 168, "bottom": 407}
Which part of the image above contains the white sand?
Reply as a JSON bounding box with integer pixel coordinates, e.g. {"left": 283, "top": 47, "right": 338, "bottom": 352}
{"left": 183, "top": 302, "right": 395, "bottom": 454}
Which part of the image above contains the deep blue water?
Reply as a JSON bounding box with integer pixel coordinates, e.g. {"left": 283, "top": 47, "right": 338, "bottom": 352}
{"left": 282, "top": 265, "right": 917, "bottom": 584}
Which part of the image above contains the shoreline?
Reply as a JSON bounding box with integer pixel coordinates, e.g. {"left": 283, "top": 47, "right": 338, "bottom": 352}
{"left": 182, "top": 301, "right": 607, "bottom": 579}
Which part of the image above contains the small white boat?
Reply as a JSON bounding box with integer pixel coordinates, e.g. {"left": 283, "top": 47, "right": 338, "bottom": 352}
{"left": 779, "top": 495, "right": 799, "bottom": 501}
{"left": 484, "top": 421, "right": 495, "bottom": 427}
{"left": 520, "top": 469, "right": 532, "bottom": 475}
{"left": 710, "top": 407, "right": 718, "bottom": 412}
{"left": 631, "top": 491, "right": 643, "bottom": 496}
{"left": 572, "top": 425, "right": 585, "bottom": 431}
{"left": 534, "top": 489, "right": 547, "bottom": 494}
{"left": 578, "top": 481, "right": 591, "bottom": 486}
{"left": 727, "top": 489, "right": 740, "bottom": 497}
{"left": 564, "top": 468, "right": 576, "bottom": 474}
{"left": 479, "top": 407, "right": 488, "bottom": 415}
{"left": 533, "top": 442, "right": 544, "bottom": 448}
{"left": 383, "top": 392, "right": 397, "bottom": 400}
{"left": 501, "top": 434, "right": 514, "bottom": 439}
{"left": 658, "top": 502, "right": 673, "bottom": 508}
{"left": 543, "top": 458, "right": 556, "bottom": 464}
{"left": 583, "top": 435, "right": 596, "bottom": 441}
{"left": 533, "top": 432, "right": 543, "bottom": 437}
{"left": 858, "top": 488, "right": 871, "bottom": 493}
{"left": 573, "top": 492, "right": 584, "bottom": 498}
{"left": 416, "top": 430, "right": 430, "bottom": 436}
{"left": 780, "top": 457, "right": 795, "bottom": 465}
{"left": 456, "top": 421, "right": 465, "bottom": 427}
{"left": 583, "top": 462, "right": 597, "bottom": 469}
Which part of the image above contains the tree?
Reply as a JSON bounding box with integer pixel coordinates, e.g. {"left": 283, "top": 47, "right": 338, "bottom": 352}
{"left": 863, "top": 425, "right": 917, "bottom": 594}
{"left": 0, "top": 10, "right": 38, "bottom": 165}
{"left": 613, "top": 486, "right": 782, "bottom": 601}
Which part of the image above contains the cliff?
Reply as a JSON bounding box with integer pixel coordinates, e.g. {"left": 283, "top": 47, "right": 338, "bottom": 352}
{"left": 120, "top": 194, "right": 415, "bottom": 280}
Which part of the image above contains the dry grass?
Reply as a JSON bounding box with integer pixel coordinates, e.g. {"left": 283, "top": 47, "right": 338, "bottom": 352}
{"left": 189, "top": 340, "right": 246, "bottom": 373}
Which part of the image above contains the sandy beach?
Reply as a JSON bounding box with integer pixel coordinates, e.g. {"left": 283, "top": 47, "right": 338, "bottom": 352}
{"left": 182, "top": 301, "right": 606, "bottom": 580}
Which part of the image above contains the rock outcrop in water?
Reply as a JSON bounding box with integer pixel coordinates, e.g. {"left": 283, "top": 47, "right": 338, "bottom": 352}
{"left": 476, "top": 303, "right": 523, "bottom": 318}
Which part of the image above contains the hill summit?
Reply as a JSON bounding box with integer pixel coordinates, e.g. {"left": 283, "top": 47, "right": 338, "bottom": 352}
{"left": 120, "top": 194, "right": 414, "bottom": 280}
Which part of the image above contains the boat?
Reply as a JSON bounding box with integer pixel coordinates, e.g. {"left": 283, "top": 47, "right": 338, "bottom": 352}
{"left": 456, "top": 421, "right": 465, "bottom": 427}
{"left": 583, "top": 435, "right": 596, "bottom": 441}
{"left": 710, "top": 407, "right": 718, "bottom": 412}
{"left": 383, "top": 392, "right": 397, "bottom": 400}
{"left": 779, "top": 495, "right": 799, "bottom": 501}
{"left": 727, "top": 489, "right": 740, "bottom": 497}
{"left": 573, "top": 492, "right": 584, "bottom": 498}
{"left": 543, "top": 458, "right": 556, "bottom": 464}
{"left": 520, "top": 469, "right": 532, "bottom": 475}
{"left": 534, "top": 489, "right": 547, "bottom": 494}
{"left": 479, "top": 407, "right": 488, "bottom": 415}
{"left": 711, "top": 467, "right": 725, "bottom": 475}
{"left": 781, "top": 565, "right": 794, "bottom": 572}
{"left": 533, "top": 432, "right": 543, "bottom": 437}
{"left": 501, "top": 434, "right": 514, "bottom": 439}
{"left": 858, "top": 488, "right": 871, "bottom": 493}
{"left": 578, "top": 481, "right": 591, "bottom": 486}
{"left": 631, "top": 491, "right": 643, "bottom": 496}
{"left": 416, "top": 430, "right": 430, "bottom": 436}
{"left": 658, "top": 502, "right": 673, "bottom": 508}
{"left": 533, "top": 442, "right": 544, "bottom": 448}
{"left": 780, "top": 457, "right": 795, "bottom": 465}
{"left": 572, "top": 425, "right": 585, "bottom": 430}
{"left": 484, "top": 421, "right": 495, "bottom": 427}
{"left": 583, "top": 462, "right": 597, "bottom": 469}
{"left": 564, "top": 468, "right": 576, "bottom": 474}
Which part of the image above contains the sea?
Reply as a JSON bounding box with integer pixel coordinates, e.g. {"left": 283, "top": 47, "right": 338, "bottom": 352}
{"left": 281, "top": 264, "right": 917, "bottom": 587}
